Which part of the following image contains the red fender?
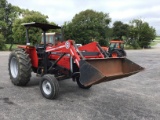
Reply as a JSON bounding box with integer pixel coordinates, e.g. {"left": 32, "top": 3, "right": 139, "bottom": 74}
{"left": 18, "top": 45, "right": 38, "bottom": 68}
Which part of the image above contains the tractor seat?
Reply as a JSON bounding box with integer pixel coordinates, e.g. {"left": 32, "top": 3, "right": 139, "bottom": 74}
{"left": 35, "top": 44, "right": 44, "bottom": 52}
{"left": 35, "top": 45, "right": 45, "bottom": 58}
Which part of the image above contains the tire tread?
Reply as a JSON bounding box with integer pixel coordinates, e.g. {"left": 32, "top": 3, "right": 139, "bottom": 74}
{"left": 8, "top": 48, "right": 32, "bottom": 86}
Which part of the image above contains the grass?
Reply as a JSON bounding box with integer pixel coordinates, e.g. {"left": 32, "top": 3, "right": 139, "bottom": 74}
{"left": 155, "top": 36, "right": 160, "bottom": 40}
{"left": 150, "top": 40, "right": 160, "bottom": 46}
{"left": 5, "top": 44, "right": 18, "bottom": 50}
{"left": 150, "top": 36, "right": 160, "bottom": 46}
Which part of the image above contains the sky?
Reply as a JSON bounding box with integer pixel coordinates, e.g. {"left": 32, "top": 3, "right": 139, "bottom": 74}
{"left": 7, "top": 0, "right": 160, "bottom": 35}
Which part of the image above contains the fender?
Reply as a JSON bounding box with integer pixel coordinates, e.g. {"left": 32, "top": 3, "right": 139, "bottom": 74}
{"left": 18, "top": 45, "right": 38, "bottom": 68}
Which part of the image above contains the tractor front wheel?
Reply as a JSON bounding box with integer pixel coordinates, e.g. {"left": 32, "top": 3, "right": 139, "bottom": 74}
{"left": 8, "top": 48, "right": 32, "bottom": 86}
{"left": 76, "top": 77, "right": 92, "bottom": 89}
{"left": 40, "top": 74, "right": 59, "bottom": 99}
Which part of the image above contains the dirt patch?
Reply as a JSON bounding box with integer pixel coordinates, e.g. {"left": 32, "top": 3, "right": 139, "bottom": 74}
{"left": 0, "top": 97, "right": 16, "bottom": 105}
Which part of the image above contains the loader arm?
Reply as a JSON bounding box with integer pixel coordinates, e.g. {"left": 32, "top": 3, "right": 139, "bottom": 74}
{"left": 46, "top": 40, "right": 108, "bottom": 67}
{"left": 46, "top": 40, "right": 81, "bottom": 67}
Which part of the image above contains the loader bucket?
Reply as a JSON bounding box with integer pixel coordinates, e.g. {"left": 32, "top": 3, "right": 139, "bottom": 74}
{"left": 79, "top": 58, "right": 144, "bottom": 86}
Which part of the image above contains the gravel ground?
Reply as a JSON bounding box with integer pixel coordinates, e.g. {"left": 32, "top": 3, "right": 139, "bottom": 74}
{"left": 0, "top": 47, "right": 160, "bottom": 120}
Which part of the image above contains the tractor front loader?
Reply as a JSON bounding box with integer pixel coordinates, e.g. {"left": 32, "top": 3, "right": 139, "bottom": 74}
{"left": 8, "top": 22, "right": 144, "bottom": 99}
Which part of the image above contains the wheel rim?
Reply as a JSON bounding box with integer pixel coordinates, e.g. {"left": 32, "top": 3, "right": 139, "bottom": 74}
{"left": 10, "top": 57, "right": 18, "bottom": 78}
{"left": 112, "top": 52, "right": 117, "bottom": 58}
{"left": 42, "top": 80, "right": 52, "bottom": 95}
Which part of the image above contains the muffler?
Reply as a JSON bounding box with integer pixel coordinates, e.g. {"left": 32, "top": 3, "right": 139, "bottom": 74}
{"left": 79, "top": 58, "right": 144, "bottom": 86}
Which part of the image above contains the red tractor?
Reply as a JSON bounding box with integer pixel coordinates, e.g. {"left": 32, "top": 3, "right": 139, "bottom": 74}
{"left": 108, "top": 40, "right": 126, "bottom": 57}
{"left": 102, "top": 40, "right": 126, "bottom": 58}
{"left": 8, "top": 22, "right": 144, "bottom": 99}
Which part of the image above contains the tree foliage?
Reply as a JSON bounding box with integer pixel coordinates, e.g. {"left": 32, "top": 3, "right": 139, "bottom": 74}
{"left": 111, "top": 19, "right": 156, "bottom": 49}
{"left": 128, "top": 19, "right": 156, "bottom": 48}
{"left": 63, "top": 9, "right": 111, "bottom": 46}
{"left": 0, "top": 33, "right": 6, "bottom": 50}
{"left": 0, "top": 1, "right": 157, "bottom": 50}
{"left": 12, "top": 9, "right": 49, "bottom": 44}
{"left": 112, "top": 21, "right": 129, "bottom": 40}
{"left": 0, "top": 0, "right": 21, "bottom": 43}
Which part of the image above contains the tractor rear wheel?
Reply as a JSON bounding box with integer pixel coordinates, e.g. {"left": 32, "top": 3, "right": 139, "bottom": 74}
{"left": 76, "top": 77, "right": 92, "bottom": 89}
{"left": 111, "top": 50, "right": 123, "bottom": 57}
{"left": 122, "top": 50, "right": 127, "bottom": 57}
{"left": 40, "top": 74, "right": 59, "bottom": 99}
{"left": 8, "top": 48, "right": 32, "bottom": 86}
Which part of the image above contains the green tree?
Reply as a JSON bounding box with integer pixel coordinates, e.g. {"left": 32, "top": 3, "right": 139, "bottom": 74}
{"left": 12, "top": 9, "right": 49, "bottom": 44}
{"left": 0, "top": 0, "right": 21, "bottom": 44}
{"left": 129, "top": 19, "right": 156, "bottom": 48}
{"left": 0, "top": 0, "right": 8, "bottom": 40}
{"left": 63, "top": 9, "right": 111, "bottom": 46}
{"left": 48, "top": 21, "right": 61, "bottom": 33}
{"left": 0, "top": 33, "right": 6, "bottom": 50}
{"left": 112, "top": 21, "right": 129, "bottom": 40}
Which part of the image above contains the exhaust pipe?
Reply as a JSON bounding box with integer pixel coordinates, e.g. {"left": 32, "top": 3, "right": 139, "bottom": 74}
{"left": 79, "top": 58, "right": 144, "bottom": 86}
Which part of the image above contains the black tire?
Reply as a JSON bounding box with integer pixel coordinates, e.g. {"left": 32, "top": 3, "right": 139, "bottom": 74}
{"left": 76, "top": 77, "right": 92, "bottom": 89}
{"left": 40, "top": 74, "right": 59, "bottom": 99}
{"left": 122, "top": 50, "right": 127, "bottom": 57}
{"left": 111, "top": 49, "right": 123, "bottom": 57}
{"left": 8, "top": 48, "right": 32, "bottom": 86}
